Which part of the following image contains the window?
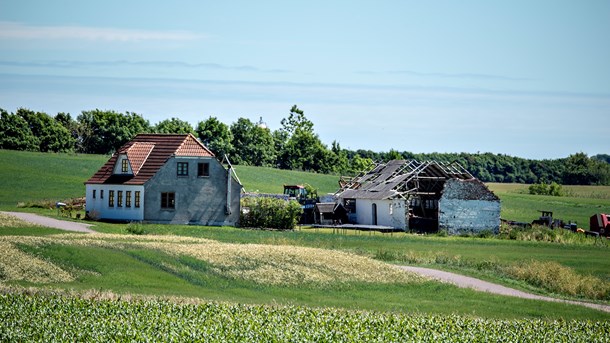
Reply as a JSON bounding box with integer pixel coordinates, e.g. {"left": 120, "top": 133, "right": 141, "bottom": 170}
{"left": 108, "top": 190, "right": 114, "bottom": 207}
{"left": 117, "top": 191, "right": 123, "bottom": 207}
{"left": 93, "top": 189, "right": 96, "bottom": 199}
{"left": 122, "top": 159, "right": 129, "bottom": 173}
{"left": 135, "top": 191, "right": 141, "bottom": 208}
{"left": 177, "top": 162, "right": 188, "bottom": 176}
{"left": 126, "top": 191, "right": 131, "bottom": 207}
{"left": 197, "top": 162, "right": 209, "bottom": 177}
{"left": 100, "top": 190, "right": 104, "bottom": 199}
{"left": 161, "top": 192, "right": 175, "bottom": 209}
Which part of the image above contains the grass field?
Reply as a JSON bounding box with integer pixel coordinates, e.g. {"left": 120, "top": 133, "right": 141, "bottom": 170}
{"left": 1, "top": 149, "right": 610, "bottom": 322}
{"left": 1, "top": 230, "right": 608, "bottom": 320}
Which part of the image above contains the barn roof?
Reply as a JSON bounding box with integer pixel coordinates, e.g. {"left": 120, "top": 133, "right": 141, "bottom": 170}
{"left": 337, "top": 159, "right": 475, "bottom": 200}
{"left": 85, "top": 133, "right": 214, "bottom": 185}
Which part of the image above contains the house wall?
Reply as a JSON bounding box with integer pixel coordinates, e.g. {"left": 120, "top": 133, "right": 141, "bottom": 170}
{"left": 85, "top": 184, "right": 144, "bottom": 221}
{"left": 355, "top": 198, "right": 407, "bottom": 229}
{"left": 438, "top": 199, "right": 500, "bottom": 235}
{"left": 143, "top": 156, "right": 241, "bottom": 226}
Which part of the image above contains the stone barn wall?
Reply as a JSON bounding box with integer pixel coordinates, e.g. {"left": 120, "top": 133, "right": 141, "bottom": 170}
{"left": 438, "top": 178, "right": 500, "bottom": 235}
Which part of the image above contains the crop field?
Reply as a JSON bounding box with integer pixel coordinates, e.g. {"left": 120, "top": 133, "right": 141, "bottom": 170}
{"left": 1, "top": 291, "right": 608, "bottom": 342}
{"left": 2, "top": 149, "right": 610, "bottom": 337}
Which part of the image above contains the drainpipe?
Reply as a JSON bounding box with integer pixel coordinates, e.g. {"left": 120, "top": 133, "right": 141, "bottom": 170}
{"left": 226, "top": 165, "right": 232, "bottom": 215}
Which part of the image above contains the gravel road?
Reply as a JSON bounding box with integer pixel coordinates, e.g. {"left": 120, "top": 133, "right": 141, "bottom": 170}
{"left": 399, "top": 265, "right": 610, "bottom": 313}
{"left": 3, "top": 211, "right": 96, "bottom": 233}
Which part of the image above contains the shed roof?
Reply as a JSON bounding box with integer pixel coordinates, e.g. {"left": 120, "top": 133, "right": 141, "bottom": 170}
{"left": 86, "top": 133, "right": 214, "bottom": 185}
{"left": 337, "top": 159, "right": 474, "bottom": 200}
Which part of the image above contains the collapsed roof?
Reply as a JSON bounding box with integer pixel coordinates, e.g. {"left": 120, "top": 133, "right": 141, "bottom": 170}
{"left": 337, "top": 159, "right": 474, "bottom": 200}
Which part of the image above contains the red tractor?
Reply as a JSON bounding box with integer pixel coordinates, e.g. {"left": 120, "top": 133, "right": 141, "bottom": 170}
{"left": 590, "top": 213, "right": 610, "bottom": 237}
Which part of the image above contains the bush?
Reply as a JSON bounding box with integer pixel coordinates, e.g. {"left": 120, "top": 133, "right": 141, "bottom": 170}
{"left": 125, "top": 222, "right": 145, "bottom": 235}
{"left": 240, "top": 197, "right": 303, "bottom": 230}
{"left": 528, "top": 182, "right": 564, "bottom": 196}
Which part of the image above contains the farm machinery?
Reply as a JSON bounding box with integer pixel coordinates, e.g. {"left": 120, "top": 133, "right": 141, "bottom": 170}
{"left": 590, "top": 213, "right": 610, "bottom": 237}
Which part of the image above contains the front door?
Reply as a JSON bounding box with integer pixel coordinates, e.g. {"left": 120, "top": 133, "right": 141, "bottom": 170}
{"left": 372, "top": 203, "right": 377, "bottom": 225}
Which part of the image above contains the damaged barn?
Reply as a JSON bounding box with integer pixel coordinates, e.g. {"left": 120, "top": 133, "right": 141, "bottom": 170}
{"left": 335, "top": 160, "right": 500, "bottom": 235}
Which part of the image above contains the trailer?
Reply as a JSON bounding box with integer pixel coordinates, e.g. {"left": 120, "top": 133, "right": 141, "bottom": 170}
{"left": 590, "top": 213, "right": 610, "bottom": 237}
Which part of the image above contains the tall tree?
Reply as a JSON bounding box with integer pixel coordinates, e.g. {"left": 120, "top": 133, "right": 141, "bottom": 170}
{"left": 196, "top": 116, "right": 233, "bottom": 158}
{"left": 230, "top": 117, "right": 276, "bottom": 166}
{"left": 77, "top": 110, "right": 151, "bottom": 154}
{"left": 17, "top": 108, "right": 74, "bottom": 152}
{"left": 154, "top": 117, "right": 195, "bottom": 134}
{"left": 0, "top": 108, "right": 38, "bottom": 151}
{"left": 277, "top": 105, "right": 332, "bottom": 172}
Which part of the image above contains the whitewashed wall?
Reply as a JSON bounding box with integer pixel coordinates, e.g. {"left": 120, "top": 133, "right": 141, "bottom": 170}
{"left": 355, "top": 198, "right": 407, "bottom": 229}
{"left": 438, "top": 199, "right": 500, "bottom": 234}
{"left": 85, "top": 184, "right": 144, "bottom": 221}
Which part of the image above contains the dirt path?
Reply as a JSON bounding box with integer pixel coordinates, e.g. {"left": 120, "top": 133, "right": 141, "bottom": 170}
{"left": 2, "top": 211, "right": 96, "bottom": 233}
{"left": 398, "top": 266, "right": 610, "bottom": 313}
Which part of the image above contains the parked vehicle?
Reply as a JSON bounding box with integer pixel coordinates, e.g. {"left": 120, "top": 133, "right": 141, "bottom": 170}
{"left": 590, "top": 213, "right": 610, "bottom": 237}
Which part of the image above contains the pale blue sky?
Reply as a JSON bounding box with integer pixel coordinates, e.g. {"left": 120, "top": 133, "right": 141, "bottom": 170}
{"left": 0, "top": 1, "right": 608, "bottom": 159}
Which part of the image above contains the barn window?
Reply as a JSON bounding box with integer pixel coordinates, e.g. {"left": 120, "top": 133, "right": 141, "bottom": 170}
{"left": 126, "top": 191, "right": 131, "bottom": 207}
{"left": 122, "top": 159, "right": 129, "bottom": 173}
{"left": 161, "top": 192, "right": 175, "bottom": 209}
{"left": 108, "top": 190, "right": 114, "bottom": 207}
{"left": 92, "top": 189, "right": 96, "bottom": 199}
{"left": 177, "top": 162, "right": 188, "bottom": 176}
{"left": 135, "top": 191, "right": 141, "bottom": 208}
{"left": 117, "top": 191, "right": 123, "bottom": 207}
{"left": 198, "top": 162, "right": 210, "bottom": 177}
{"left": 100, "top": 190, "right": 104, "bottom": 199}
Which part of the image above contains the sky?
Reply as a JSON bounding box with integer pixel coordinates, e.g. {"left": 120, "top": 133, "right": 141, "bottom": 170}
{"left": 0, "top": 0, "right": 609, "bottom": 159}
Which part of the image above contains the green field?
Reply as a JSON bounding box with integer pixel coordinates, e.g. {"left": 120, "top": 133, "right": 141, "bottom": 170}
{"left": 1, "top": 149, "right": 610, "bottom": 326}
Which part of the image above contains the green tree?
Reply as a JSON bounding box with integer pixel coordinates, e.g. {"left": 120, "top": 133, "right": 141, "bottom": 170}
{"left": 196, "top": 116, "right": 234, "bottom": 158}
{"left": 0, "top": 108, "right": 38, "bottom": 151}
{"left": 230, "top": 118, "right": 276, "bottom": 166}
{"left": 17, "top": 108, "right": 74, "bottom": 152}
{"left": 154, "top": 117, "right": 195, "bottom": 134}
{"left": 76, "top": 110, "right": 151, "bottom": 154}
{"left": 276, "top": 105, "right": 334, "bottom": 172}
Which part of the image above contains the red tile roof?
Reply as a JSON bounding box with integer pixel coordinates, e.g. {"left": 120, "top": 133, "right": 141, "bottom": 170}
{"left": 86, "top": 134, "right": 215, "bottom": 185}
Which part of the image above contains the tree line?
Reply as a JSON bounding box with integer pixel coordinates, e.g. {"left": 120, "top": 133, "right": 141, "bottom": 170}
{"left": 1, "top": 106, "right": 609, "bottom": 185}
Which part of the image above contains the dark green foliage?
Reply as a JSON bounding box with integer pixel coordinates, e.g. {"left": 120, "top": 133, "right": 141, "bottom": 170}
{"left": 125, "top": 222, "right": 146, "bottom": 235}
{"left": 0, "top": 109, "right": 38, "bottom": 151}
{"left": 153, "top": 117, "right": 195, "bottom": 134}
{"left": 76, "top": 109, "right": 152, "bottom": 154}
{"left": 230, "top": 117, "right": 276, "bottom": 166}
{"left": 2, "top": 105, "right": 608, "bottom": 184}
{"left": 196, "top": 116, "right": 234, "bottom": 158}
{"left": 528, "top": 182, "right": 564, "bottom": 196}
{"left": 240, "top": 197, "right": 303, "bottom": 230}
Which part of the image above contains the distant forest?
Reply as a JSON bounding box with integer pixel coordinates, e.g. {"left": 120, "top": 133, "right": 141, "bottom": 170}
{"left": 1, "top": 106, "right": 609, "bottom": 186}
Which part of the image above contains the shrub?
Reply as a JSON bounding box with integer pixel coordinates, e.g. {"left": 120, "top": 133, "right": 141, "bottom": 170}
{"left": 528, "top": 182, "right": 564, "bottom": 196}
{"left": 126, "top": 222, "right": 145, "bottom": 235}
{"left": 240, "top": 197, "right": 303, "bottom": 230}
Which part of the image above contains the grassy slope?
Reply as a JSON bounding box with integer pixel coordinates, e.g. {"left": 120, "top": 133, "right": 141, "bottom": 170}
{"left": 487, "top": 183, "right": 610, "bottom": 226}
{"left": 2, "top": 149, "right": 610, "bottom": 319}
{"left": 0, "top": 150, "right": 339, "bottom": 209}
{"left": 2, "top": 234, "right": 607, "bottom": 320}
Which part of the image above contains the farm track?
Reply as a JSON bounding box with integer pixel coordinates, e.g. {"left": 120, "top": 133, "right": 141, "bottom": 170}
{"left": 398, "top": 266, "right": 610, "bottom": 313}
{"left": 2, "top": 211, "right": 96, "bottom": 233}
{"left": 4, "top": 211, "right": 609, "bottom": 314}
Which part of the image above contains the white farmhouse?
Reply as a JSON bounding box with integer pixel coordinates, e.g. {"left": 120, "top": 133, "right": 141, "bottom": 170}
{"left": 85, "top": 133, "right": 242, "bottom": 225}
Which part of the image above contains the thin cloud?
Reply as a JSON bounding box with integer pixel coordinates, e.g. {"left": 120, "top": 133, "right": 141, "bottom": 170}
{"left": 357, "top": 69, "right": 530, "bottom": 81}
{"left": 0, "top": 21, "right": 203, "bottom": 42}
{"left": 0, "top": 59, "right": 291, "bottom": 74}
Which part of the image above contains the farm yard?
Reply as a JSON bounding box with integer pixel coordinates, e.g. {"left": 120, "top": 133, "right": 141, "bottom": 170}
{"left": 1, "top": 149, "right": 610, "bottom": 340}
